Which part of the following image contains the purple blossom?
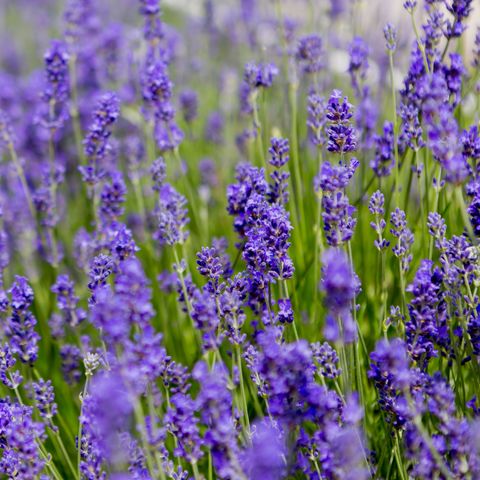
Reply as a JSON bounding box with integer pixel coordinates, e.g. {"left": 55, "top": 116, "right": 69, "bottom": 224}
{"left": 295, "top": 34, "right": 324, "bottom": 74}
{"left": 243, "top": 62, "right": 278, "bottom": 89}
{"left": 7, "top": 276, "right": 40, "bottom": 364}
{"left": 154, "top": 183, "right": 190, "bottom": 246}
{"left": 241, "top": 421, "right": 286, "bottom": 480}
{"left": 321, "top": 248, "right": 360, "bottom": 344}
{"left": 326, "top": 90, "right": 357, "bottom": 154}
{"left": 179, "top": 89, "right": 198, "bottom": 124}
{"left": 390, "top": 208, "right": 414, "bottom": 273}
{"left": 307, "top": 93, "right": 327, "bottom": 147}
{"left": 348, "top": 37, "right": 369, "bottom": 94}
{"left": 370, "top": 121, "right": 394, "bottom": 177}
{"left": 193, "top": 361, "right": 243, "bottom": 479}
{"left": 268, "top": 137, "right": 289, "bottom": 168}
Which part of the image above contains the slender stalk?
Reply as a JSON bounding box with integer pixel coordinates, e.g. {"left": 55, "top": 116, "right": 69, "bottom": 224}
{"left": 77, "top": 375, "right": 89, "bottom": 478}
{"left": 388, "top": 51, "right": 400, "bottom": 208}
{"left": 68, "top": 53, "right": 86, "bottom": 165}
{"left": 236, "top": 344, "right": 251, "bottom": 437}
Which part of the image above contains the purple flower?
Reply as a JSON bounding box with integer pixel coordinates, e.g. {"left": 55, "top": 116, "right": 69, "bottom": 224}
{"left": 191, "top": 290, "right": 221, "bottom": 351}
{"left": 80, "top": 92, "right": 120, "bottom": 185}
{"left": 43, "top": 39, "right": 69, "bottom": 102}
{"left": 348, "top": 37, "right": 369, "bottom": 94}
{"left": 445, "top": 0, "right": 473, "bottom": 38}
{"left": 244, "top": 62, "right": 278, "bottom": 89}
{"left": 193, "top": 361, "right": 243, "bottom": 479}
{"left": 165, "top": 392, "right": 203, "bottom": 463}
{"left": 307, "top": 93, "right": 327, "bottom": 147}
{"left": 406, "top": 260, "right": 448, "bottom": 369}
{"left": 30, "top": 378, "right": 58, "bottom": 428}
{"left": 268, "top": 137, "right": 289, "bottom": 168}
{"left": 390, "top": 208, "right": 414, "bottom": 273}
{"left": 316, "top": 159, "right": 358, "bottom": 247}
{"left": 321, "top": 248, "right": 360, "bottom": 343}
{"left": 51, "top": 274, "right": 85, "bottom": 328}
{"left": 326, "top": 90, "right": 357, "bottom": 154}
{"left": 179, "top": 89, "right": 198, "bottom": 124}
{"left": 204, "top": 111, "right": 224, "bottom": 145}
{"left": 384, "top": 23, "right": 397, "bottom": 51}
{"left": 241, "top": 421, "right": 286, "bottom": 480}
{"left": 277, "top": 298, "right": 293, "bottom": 324}
{"left": 154, "top": 183, "right": 190, "bottom": 246}
{"left": 370, "top": 121, "right": 394, "bottom": 178}
{"left": 151, "top": 156, "right": 167, "bottom": 191}
{"left": 0, "top": 344, "right": 22, "bottom": 389}
{"left": 295, "top": 34, "right": 324, "bottom": 74}
{"left": 399, "top": 103, "right": 424, "bottom": 152}
{"left": 369, "top": 191, "right": 390, "bottom": 251}
{"left": 141, "top": 61, "right": 172, "bottom": 107}
{"left": 312, "top": 341, "right": 341, "bottom": 379}
{"left": 368, "top": 338, "right": 412, "bottom": 428}
{"left": 0, "top": 402, "right": 45, "bottom": 478}
{"left": 7, "top": 276, "right": 40, "bottom": 364}
{"left": 99, "top": 171, "right": 128, "bottom": 223}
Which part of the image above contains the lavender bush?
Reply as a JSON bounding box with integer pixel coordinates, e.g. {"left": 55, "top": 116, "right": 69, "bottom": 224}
{"left": 0, "top": 0, "right": 480, "bottom": 478}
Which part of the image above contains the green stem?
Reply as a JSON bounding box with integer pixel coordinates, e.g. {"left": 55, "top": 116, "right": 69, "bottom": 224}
{"left": 388, "top": 51, "right": 400, "bottom": 208}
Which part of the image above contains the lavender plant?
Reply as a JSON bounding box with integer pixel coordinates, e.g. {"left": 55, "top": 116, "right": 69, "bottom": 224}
{"left": 0, "top": 0, "right": 480, "bottom": 479}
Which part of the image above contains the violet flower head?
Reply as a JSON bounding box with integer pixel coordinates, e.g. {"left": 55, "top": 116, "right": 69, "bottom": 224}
{"left": 165, "top": 392, "right": 203, "bottom": 463}
{"left": 295, "top": 34, "right": 324, "bottom": 74}
{"left": 241, "top": 421, "right": 286, "bottom": 480}
{"left": 390, "top": 208, "right": 414, "bottom": 273}
{"left": 316, "top": 159, "right": 358, "bottom": 246}
{"left": 473, "top": 27, "right": 480, "bottom": 68}
{"left": 368, "top": 338, "right": 412, "bottom": 428}
{"left": 312, "top": 341, "right": 341, "bottom": 379}
{"left": 384, "top": 23, "right": 397, "bottom": 52}
{"left": 0, "top": 402, "right": 45, "bottom": 478}
{"left": 268, "top": 137, "right": 289, "bottom": 168}
{"left": 80, "top": 92, "right": 120, "bottom": 185}
{"left": 243, "top": 62, "right": 279, "bottom": 89}
{"left": 64, "top": 0, "right": 97, "bottom": 43}
{"left": 461, "top": 125, "right": 480, "bottom": 162}
{"left": 193, "top": 361, "right": 243, "bottom": 479}
{"left": 141, "top": 61, "right": 173, "bottom": 108}
{"left": 321, "top": 248, "right": 360, "bottom": 343}
{"left": 405, "top": 259, "right": 447, "bottom": 369}
{"left": 51, "top": 274, "right": 85, "bottom": 328}
{"left": 370, "top": 121, "right": 394, "bottom": 178}
{"left": 99, "top": 171, "right": 128, "bottom": 223}
{"left": 7, "top": 276, "right": 40, "bottom": 364}
{"left": 445, "top": 0, "right": 473, "bottom": 39}
{"left": 277, "top": 298, "right": 293, "bottom": 324}
{"left": 369, "top": 190, "right": 390, "bottom": 251}
{"left": 196, "top": 246, "right": 224, "bottom": 295}
{"left": 0, "top": 343, "right": 22, "bottom": 389}
{"left": 191, "top": 290, "right": 221, "bottom": 352}
{"left": 139, "top": 0, "right": 163, "bottom": 42}
{"left": 43, "top": 39, "right": 69, "bottom": 104}
{"left": 30, "top": 378, "right": 58, "bottom": 428}
{"left": 348, "top": 37, "right": 369, "bottom": 94}
{"left": 151, "top": 156, "right": 167, "bottom": 191}
{"left": 86, "top": 370, "right": 132, "bottom": 463}
{"left": 307, "top": 93, "right": 327, "bottom": 147}
{"left": 399, "top": 103, "right": 424, "bottom": 152}
{"left": 179, "top": 88, "right": 198, "bottom": 124}
{"left": 204, "top": 111, "right": 224, "bottom": 145}
{"left": 326, "top": 90, "right": 357, "bottom": 154}
{"left": 154, "top": 183, "right": 190, "bottom": 247}
{"left": 242, "top": 198, "right": 294, "bottom": 288}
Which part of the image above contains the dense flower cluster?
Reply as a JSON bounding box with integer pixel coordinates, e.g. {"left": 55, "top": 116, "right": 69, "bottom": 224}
{"left": 1, "top": 0, "right": 480, "bottom": 479}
